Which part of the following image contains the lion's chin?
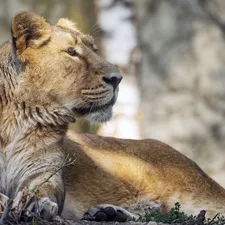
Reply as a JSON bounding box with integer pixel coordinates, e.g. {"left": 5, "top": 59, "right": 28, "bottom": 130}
{"left": 72, "top": 94, "right": 118, "bottom": 123}
{"left": 86, "top": 105, "right": 113, "bottom": 122}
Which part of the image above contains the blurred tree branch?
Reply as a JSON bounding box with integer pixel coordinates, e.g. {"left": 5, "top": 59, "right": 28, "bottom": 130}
{"left": 198, "top": 0, "right": 225, "bottom": 34}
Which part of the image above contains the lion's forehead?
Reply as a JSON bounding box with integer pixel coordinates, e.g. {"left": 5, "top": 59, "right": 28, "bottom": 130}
{"left": 51, "top": 26, "right": 95, "bottom": 51}
{"left": 51, "top": 29, "right": 76, "bottom": 46}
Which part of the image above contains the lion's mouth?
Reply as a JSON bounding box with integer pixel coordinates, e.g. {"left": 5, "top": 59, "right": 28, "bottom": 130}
{"left": 72, "top": 96, "right": 116, "bottom": 116}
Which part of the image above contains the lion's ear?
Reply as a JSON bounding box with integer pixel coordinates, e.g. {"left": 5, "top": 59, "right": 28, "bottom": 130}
{"left": 56, "top": 18, "right": 80, "bottom": 33}
{"left": 11, "top": 12, "right": 51, "bottom": 55}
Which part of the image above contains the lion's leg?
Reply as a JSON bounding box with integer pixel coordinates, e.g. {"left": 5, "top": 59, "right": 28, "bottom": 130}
{"left": 81, "top": 199, "right": 225, "bottom": 222}
{"left": 82, "top": 204, "right": 139, "bottom": 222}
{"left": 0, "top": 193, "right": 9, "bottom": 216}
{"left": 13, "top": 173, "right": 64, "bottom": 221}
{"left": 81, "top": 198, "right": 166, "bottom": 222}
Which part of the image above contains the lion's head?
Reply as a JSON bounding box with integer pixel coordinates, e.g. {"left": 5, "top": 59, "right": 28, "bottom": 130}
{"left": 9, "top": 12, "right": 122, "bottom": 123}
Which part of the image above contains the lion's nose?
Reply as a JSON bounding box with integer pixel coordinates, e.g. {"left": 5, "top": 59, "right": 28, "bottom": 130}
{"left": 103, "top": 73, "right": 123, "bottom": 90}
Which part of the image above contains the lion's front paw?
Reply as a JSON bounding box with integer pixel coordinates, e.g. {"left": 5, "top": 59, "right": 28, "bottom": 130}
{"left": 13, "top": 190, "right": 58, "bottom": 221}
{"left": 82, "top": 204, "right": 137, "bottom": 222}
{"left": 26, "top": 197, "right": 58, "bottom": 220}
{"left": 0, "top": 193, "right": 9, "bottom": 216}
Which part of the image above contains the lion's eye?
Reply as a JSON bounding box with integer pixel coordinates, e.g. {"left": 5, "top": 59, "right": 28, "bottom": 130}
{"left": 66, "top": 47, "right": 79, "bottom": 57}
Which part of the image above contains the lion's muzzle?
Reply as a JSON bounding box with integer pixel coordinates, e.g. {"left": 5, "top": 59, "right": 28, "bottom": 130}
{"left": 102, "top": 73, "right": 123, "bottom": 91}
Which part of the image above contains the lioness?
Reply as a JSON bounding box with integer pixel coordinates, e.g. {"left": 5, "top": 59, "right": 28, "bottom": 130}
{"left": 0, "top": 11, "right": 225, "bottom": 222}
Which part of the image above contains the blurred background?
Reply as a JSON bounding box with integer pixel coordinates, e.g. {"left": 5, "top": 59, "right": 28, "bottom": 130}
{"left": 1, "top": 0, "right": 225, "bottom": 187}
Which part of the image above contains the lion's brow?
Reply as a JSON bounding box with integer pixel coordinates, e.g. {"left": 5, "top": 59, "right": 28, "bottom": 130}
{"left": 53, "top": 25, "right": 79, "bottom": 41}
{"left": 53, "top": 25, "right": 96, "bottom": 50}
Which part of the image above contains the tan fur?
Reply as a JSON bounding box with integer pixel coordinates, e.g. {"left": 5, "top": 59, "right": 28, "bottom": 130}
{"left": 57, "top": 18, "right": 80, "bottom": 33}
{"left": 0, "top": 11, "right": 225, "bottom": 220}
{"left": 63, "top": 131, "right": 225, "bottom": 219}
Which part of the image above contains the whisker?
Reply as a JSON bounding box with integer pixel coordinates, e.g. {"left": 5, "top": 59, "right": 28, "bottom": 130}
{"left": 80, "top": 118, "right": 86, "bottom": 128}
{"left": 89, "top": 23, "right": 100, "bottom": 35}
{"left": 91, "top": 28, "right": 102, "bottom": 38}
{"left": 89, "top": 101, "right": 96, "bottom": 114}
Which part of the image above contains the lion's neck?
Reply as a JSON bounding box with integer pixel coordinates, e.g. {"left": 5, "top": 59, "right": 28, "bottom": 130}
{"left": 0, "top": 102, "right": 75, "bottom": 147}
{"left": 0, "top": 42, "right": 17, "bottom": 122}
